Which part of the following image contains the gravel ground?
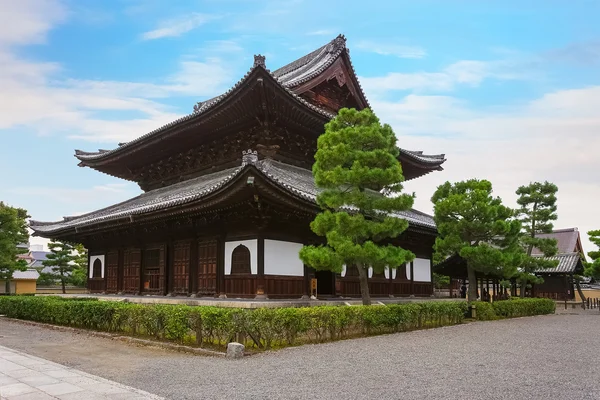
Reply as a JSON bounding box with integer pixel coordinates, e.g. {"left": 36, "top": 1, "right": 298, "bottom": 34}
{"left": 1, "top": 313, "right": 598, "bottom": 400}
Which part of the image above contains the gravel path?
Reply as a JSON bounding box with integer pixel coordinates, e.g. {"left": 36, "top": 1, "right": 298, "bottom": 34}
{"left": 1, "top": 314, "right": 598, "bottom": 400}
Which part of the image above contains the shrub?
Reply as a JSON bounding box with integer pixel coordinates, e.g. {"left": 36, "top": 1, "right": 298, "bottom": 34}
{"left": 0, "top": 296, "right": 552, "bottom": 351}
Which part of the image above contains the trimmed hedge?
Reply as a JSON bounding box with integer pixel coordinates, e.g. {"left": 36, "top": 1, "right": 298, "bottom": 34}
{"left": 0, "top": 297, "right": 554, "bottom": 350}
{"left": 472, "top": 298, "right": 556, "bottom": 321}
{"left": 0, "top": 296, "right": 467, "bottom": 350}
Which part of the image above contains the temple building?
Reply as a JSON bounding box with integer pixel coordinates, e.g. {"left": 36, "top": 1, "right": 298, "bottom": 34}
{"left": 30, "top": 35, "right": 446, "bottom": 299}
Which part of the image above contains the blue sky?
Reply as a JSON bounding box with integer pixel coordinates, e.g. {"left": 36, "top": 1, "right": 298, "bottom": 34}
{"left": 1, "top": 0, "right": 599, "bottom": 253}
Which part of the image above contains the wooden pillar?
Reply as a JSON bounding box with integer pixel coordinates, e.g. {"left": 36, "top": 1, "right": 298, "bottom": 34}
{"left": 449, "top": 278, "right": 454, "bottom": 298}
{"left": 388, "top": 268, "right": 394, "bottom": 297}
{"left": 409, "top": 261, "right": 415, "bottom": 296}
{"left": 189, "top": 238, "right": 198, "bottom": 295}
{"left": 117, "top": 248, "right": 124, "bottom": 293}
{"left": 139, "top": 246, "right": 145, "bottom": 295}
{"left": 256, "top": 236, "right": 266, "bottom": 298}
{"left": 216, "top": 237, "right": 225, "bottom": 297}
{"left": 166, "top": 240, "right": 174, "bottom": 296}
{"left": 302, "top": 265, "right": 310, "bottom": 298}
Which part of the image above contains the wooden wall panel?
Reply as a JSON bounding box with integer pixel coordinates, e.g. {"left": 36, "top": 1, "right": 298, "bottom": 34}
{"left": 105, "top": 250, "right": 119, "bottom": 293}
{"left": 123, "top": 248, "right": 141, "bottom": 294}
{"left": 172, "top": 241, "right": 190, "bottom": 294}
{"left": 264, "top": 276, "right": 304, "bottom": 299}
{"left": 143, "top": 245, "right": 165, "bottom": 294}
{"left": 197, "top": 240, "right": 217, "bottom": 295}
{"left": 224, "top": 276, "right": 257, "bottom": 298}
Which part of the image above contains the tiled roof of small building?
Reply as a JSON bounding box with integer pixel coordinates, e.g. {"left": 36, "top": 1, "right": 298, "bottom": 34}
{"left": 31, "top": 159, "right": 436, "bottom": 235}
{"left": 13, "top": 269, "right": 40, "bottom": 280}
{"left": 533, "top": 252, "right": 584, "bottom": 274}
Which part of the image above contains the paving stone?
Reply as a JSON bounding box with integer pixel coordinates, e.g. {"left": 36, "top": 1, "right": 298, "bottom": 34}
{"left": 62, "top": 375, "right": 103, "bottom": 386}
{"left": 4, "top": 368, "right": 39, "bottom": 379}
{"left": 0, "top": 372, "right": 19, "bottom": 386}
{"left": 44, "top": 369, "right": 81, "bottom": 378}
{"left": 37, "top": 382, "right": 85, "bottom": 396}
{"left": 0, "top": 382, "right": 38, "bottom": 397}
{"left": 57, "top": 391, "right": 110, "bottom": 400}
{"left": 0, "top": 361, "right": 25, "bottom": 373}
{"left": 86, "top": 382, "right": 130, "bottom": 395}
{"left": 18, "top": 374, "right": 61, "bottom": 387}
{"left": 6, "top": 389, "right": 57, "bottom": 400}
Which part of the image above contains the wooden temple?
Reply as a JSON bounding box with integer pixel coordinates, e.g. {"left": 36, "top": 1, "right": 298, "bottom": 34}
{"left": 30, "top": 35, "right": 446, "bottom": 299}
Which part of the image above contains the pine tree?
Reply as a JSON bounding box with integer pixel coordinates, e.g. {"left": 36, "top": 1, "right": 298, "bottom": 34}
{"left": 0, "top": 202, "right": 30, "bottom": 293}
{"left": 585, "top": 230, "right": 600, "bottom": 280}
{"left": 42, "top": 240, "right": 77, "bottom": 294}
{"left": 514, "top": 181, "right": 559, "bottom": 297}
{"left": 299, "top": 108, "right": 415, "bottom": 305}
{"left": 431, "top": 179, "right": 522, "bottom": 302}
{"left": 69, "top": 244, "right": 88, "bottom": 287}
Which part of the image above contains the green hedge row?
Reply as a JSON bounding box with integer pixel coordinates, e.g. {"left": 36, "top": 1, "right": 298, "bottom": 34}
{"left": 0, "top": 297, "right": 555, "bottom": 350}
{"left": 473, "top": 298, "right": 556, "bottom": 321}
{"left": 0, "top": 297, "right": 467, "bottom": 349}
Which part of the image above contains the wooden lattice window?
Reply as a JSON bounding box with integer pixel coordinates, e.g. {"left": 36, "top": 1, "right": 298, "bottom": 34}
{"left": 92, "top": 258, "right": 102, "bottom": 278}
{"left": 230, "top": 245, "right": 251, "bottom": 275}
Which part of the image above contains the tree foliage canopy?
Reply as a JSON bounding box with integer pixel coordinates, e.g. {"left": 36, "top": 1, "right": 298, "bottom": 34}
{"left": 299, "top": 108, "right": 415, "bottom": 305}
{"left": 41, "top": 240, "right": 86, "bottom": 293}
{"left": 513, "top": 182, "right": 559, "bottom": 292}
{"left": 0, "top": 202, "right": 29, "bottom": 281}
{"left": 431, "top": 179, "right": 521, "bottom": 301}
{"left": 585, "top": 230, "right": 600, "bottom": 280}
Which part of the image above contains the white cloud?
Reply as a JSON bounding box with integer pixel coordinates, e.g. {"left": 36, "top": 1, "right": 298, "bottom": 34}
{"left": 10, "top": 183, "right": 135, "bottom": 205}
{"left": 307, "top": 29, "right": 336, "bottom": 36}
{"left": 355, "top": 40, "right": 426, "bottom": 59}
{"left": 374, "top": 87, "right": 600, "bottom": 254}
{"left": 361, "top": 60, "right": 528, "bottom": 94}
{"left": 0, "top": 0, "right": 66, "bottom": 47}
{"left": 141, "top": 13, "right": 215, "bottom": 40}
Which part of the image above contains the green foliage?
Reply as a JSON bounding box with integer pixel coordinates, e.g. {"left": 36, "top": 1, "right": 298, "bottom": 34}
{"left": 0, "top": 296, "right": 470, "bottom": 350}
{"left": 0, "top": 202, "right": 30, "bottom": 287}
{"left": 513, "top": 182, "right": 559, "bottom": 295}
{"left": 41, "top": 240, "right": 86, "bottom": 293}
{"left": 584, "top": 230, "right": 600, "bottom": 280}
{"left": 300, "top": 108, "right": 415, "bottom": 305}
{"left": 431, "top": 179, "right": 522, "bottom": 301}
{"left": 432, "top": 273, "right": 450, "bottom": 289}
{"left": 472, "top": 298, "right": 555, "bottom": 320}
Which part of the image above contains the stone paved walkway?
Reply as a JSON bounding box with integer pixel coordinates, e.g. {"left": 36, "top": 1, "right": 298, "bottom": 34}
{"left": 0, "top": 345, "right": 163, "bottom": 400}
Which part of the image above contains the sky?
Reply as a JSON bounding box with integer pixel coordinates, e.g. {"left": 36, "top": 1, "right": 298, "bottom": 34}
{"left": 1, "top": 0, "right": 599, "bottom": 254}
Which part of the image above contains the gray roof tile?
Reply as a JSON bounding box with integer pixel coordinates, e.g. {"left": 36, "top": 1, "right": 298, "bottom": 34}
{"left": 31, "top": 159, "right": 436, "bottom": 235}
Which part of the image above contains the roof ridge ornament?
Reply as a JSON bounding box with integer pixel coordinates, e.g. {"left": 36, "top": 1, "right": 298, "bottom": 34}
{"left": 241, "top": 149, "right": 258, "bottom": 166}
{"left": 253, "top": 54, "right": 266, "bottom": 68}
{"left": 327, "top": 34, "right": 346, "bottom": 54}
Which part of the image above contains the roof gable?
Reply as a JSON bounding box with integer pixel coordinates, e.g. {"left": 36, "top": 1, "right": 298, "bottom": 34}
{"left": 532, "top": 228, "right": 583, "bottom": 255}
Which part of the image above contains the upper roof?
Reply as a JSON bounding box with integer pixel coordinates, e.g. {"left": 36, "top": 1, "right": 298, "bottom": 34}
{"left": 531, "top": 228, "right": 584, "bottom": 256}
{"left": 30, "top": 157, "right": 436, "bottom": 237}
{"left": 73, "top": 35, "right": 445, "bottom": 183}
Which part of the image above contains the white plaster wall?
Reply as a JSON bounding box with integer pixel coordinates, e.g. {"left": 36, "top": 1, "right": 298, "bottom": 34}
{"left": 264, "top": 240, "right": 304, "bottom": 276}
{"left": 368, "top": 267, "right": 373, "bottom": 278}
{"left": 341, "top": 264, "right": 347, "bottom": 277}
{"left": 225, "top": 240, "right": 257, "bottom": 275}
{"left": 413, "top": 258, "right": 431, "bottom": 282}
{"left": 405, "top": 262, "right": 411, "bottom": 280}
{"left": 89, "top": 255, "right": 105, "bottom": 279}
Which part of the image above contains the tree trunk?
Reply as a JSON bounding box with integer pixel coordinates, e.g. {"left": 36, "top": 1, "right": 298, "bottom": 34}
{"left": 467, "top": 265, "right": 478, "bottom": 302}
{"left": 357, "top": 264, "right": 372, "bottom": 306}
{"left": 5, "top": 279, "right": 10, "bottom": 295}
{"left": 520, "top": 278, "right": 526, "bottom": 298}
{"left": 61, "top": 276, "right": 66, "bottom": 294}
{"left": 575, "top": 276, "right": 586, "bottom": 303}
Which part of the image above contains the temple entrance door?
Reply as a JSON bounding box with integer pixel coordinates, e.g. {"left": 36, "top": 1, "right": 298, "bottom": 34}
{"left": 197, "top": 240, "right": 217, "bottom": 296}
{"left": 106, "top": 251, "right": 119, "bottom": 293}
{"left": 315, "top": 270, "right": 335, "bottom": 297}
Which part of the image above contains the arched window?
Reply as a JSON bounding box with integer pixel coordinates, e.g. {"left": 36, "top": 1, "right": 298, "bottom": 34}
{"left": 92, "top": 259, "right": 102, "bottom": 278}
{"left": 230, "top": 245, "right": 251, "bottom": 275}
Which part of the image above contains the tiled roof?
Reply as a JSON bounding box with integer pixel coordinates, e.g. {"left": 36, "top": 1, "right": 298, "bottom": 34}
{"left": 13, "top": 269, "right": 40, "bottom": 280}
{"left": 533, "top": 252, "right": 584, "bottom": 274}
{"left": 31, "top": 159, "right": 436, "bottom": 235}
{"left": 532, "top": 228, "right": 582, "bottom": 255}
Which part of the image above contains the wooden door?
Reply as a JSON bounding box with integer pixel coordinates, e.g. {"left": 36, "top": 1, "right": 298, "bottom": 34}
{"left": 197, "top": 240, "right": 217, "bottom": 295}
{"left": 123, "top": 248, "right": 141, "bottom": 294}
{"left": 143, "top": 245, "right": 165, "bottom": 294}
{"left": 106, "top": 250, "right": 119, "bottom": 293}
{"left": 172, "top": 242, "right": 190, "bottom": 294}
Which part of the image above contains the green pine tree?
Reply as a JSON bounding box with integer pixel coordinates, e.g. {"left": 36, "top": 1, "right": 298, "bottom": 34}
{"left": 69, "top": 244, "right": 88, "bottom": 287}
{"left": 431, "top": 179, "right": 522, "bottom": 302}
{"left": 0, "top": 202, "right": 30, "bottom": 293}
{"left": 585, "top": 230, "right": 600, "bottom": 280}
{"left": 299, "top": 108, "right": 415, "bottom": 305}
{"left": 514, "top": 181, "right": 559, "bottom": 297}
{"left": 42, "top": 240, "right": 77, "bottom": 294}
